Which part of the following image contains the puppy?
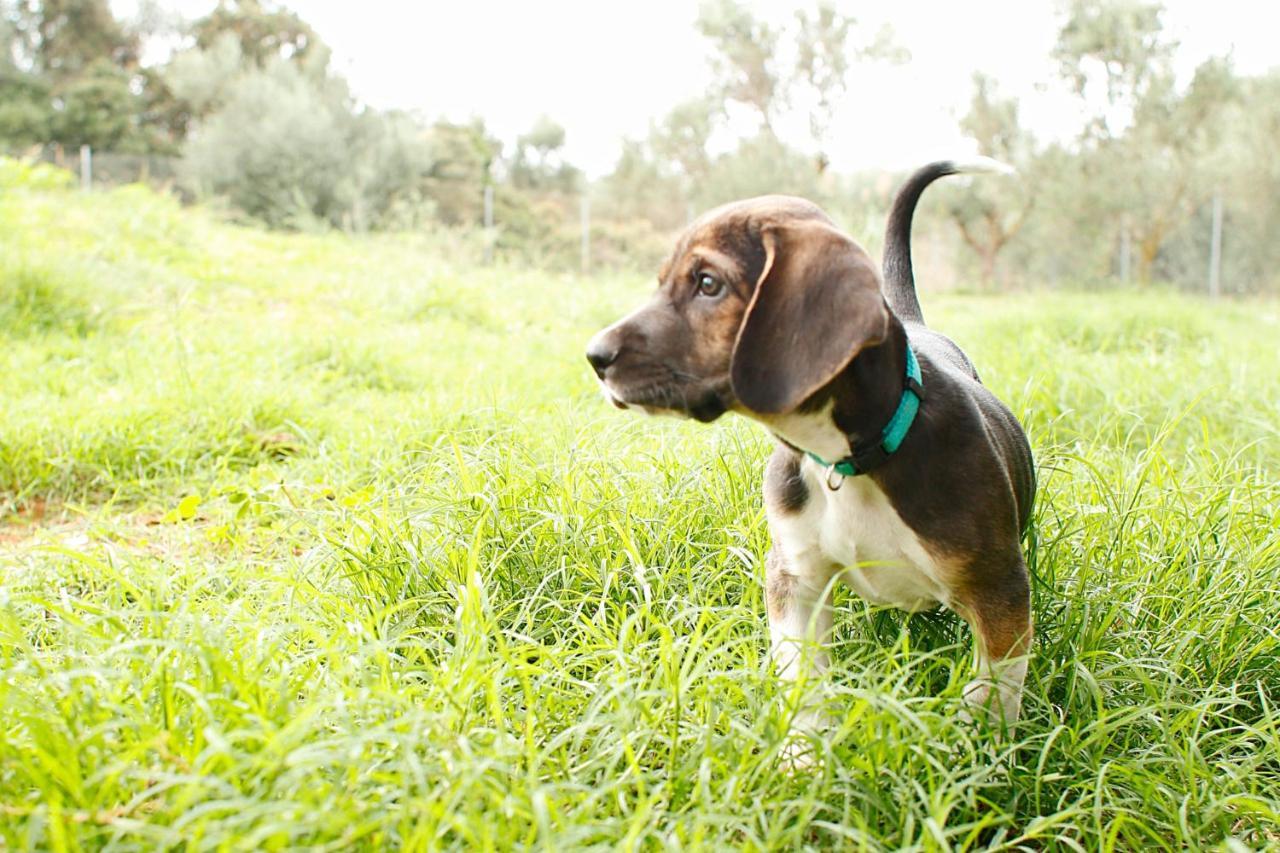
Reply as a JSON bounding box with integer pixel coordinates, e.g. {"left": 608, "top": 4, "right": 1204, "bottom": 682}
{"left": 586, "top": 160, "right": 1035, "bottom": 744}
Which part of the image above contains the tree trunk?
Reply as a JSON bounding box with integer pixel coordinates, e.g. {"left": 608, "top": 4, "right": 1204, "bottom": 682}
{"left": 980, "top": 248, "right": 998, "bottom": 288}
{"left": 1137, "top": 235, "right": 1161, "bottom": 285}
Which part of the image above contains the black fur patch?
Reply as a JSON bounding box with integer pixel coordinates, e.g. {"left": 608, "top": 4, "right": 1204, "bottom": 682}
{"left": 764, "top": 446, "right": 809, "bottom": 514}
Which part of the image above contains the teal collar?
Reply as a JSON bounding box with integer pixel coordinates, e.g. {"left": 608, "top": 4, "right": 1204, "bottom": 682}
{"left": 806, "top": 343, "right": 924, "bottom": 480}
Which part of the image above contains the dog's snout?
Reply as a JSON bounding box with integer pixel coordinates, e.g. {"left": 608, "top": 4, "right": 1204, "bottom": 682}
{"left": 586, "top": 332, "right": 621, "bottom": 377}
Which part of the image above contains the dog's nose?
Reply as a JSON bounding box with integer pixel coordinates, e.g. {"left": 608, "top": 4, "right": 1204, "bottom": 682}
{"left": 586, "top": 334, "right": 620, "bottom": 377}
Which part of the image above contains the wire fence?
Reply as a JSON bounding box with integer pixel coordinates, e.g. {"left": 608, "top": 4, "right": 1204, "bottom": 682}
{"left": 5, "top": 144, "right": 181, "bottom": 191}
{"left": 1, "top": 143, "right": 1258, "bottom": 293}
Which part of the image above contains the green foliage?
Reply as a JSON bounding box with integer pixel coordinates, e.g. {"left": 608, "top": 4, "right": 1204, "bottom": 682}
{"left": 191, "top": 0, "right": 320, "bottom": 68}
{"left": 1054, "top": 0, "right": 1171, "bottom": 112}
{"left": 695, "top": 0, "right": 904, "bottom": 160}
{"left": 2, "top": 166, "right": 1279, "bottom": 849}
{"left": 698, "top": 131, "right": 824, "bottom": 208}
{"left": 27, "top": 0, "right": 138, "bottom": 83}
{"left": 597, "top": 1, "right": 908, "bottom": 254}
{"left": 0, "top": 67, "right": 52, "bottom": 145}
{"left": 167, "top": 17, "right": 499, "bottom": 232}
{"left": 46, "top": 57, "right": 138, "bottom": 149}
{"left": 1047, "top": 2, "right": 1242, "bottom": 285}
{"left": 0, "top": 0, "right": 180, "bottom": 152}
{"left": 1205, "top": 73, "right": 1280, "bottom": 290}
{"left": 0, "top": 154, "right": 72, "bottom": 189}
{"left": 651, "top": 97, "right": 715, "bottom": 184}
{"left": 180, "top": 58, "right": 351, "bottom": 228}
{"left": 936, "top": 74, "right": 1038, "bottom": 286}
{"left": 596, "top": 138, "right": 687, "bottom": 233}
{"left": 9, "top": 0, "right": 1280, "bottom": 293}
{"left": 509, "top": 115, "right": 581, "bottom": 194}
{"left": 418, "top": 119, "right": 500, "bottom": 226}
{"left": 793, "top": 2, "right": 905, "bottom": 164}
{"left": 697, "top": 0, "right": 783, "bottom": 134}
{"left": 162, "top": 29, "right": 244, "bottom": 117}
{"left": 177, "top": 57, "right": 442, "bottom": 232}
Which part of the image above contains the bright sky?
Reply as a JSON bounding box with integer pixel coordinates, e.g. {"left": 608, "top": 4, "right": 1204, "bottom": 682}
{"left": 121, "top": 0, "right": 1279, "bottom": 176}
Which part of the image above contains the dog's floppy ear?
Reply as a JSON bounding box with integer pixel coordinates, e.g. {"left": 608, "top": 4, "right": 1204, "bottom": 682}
{"left": 731, "top": 220, "right": 890, "bottom": 414}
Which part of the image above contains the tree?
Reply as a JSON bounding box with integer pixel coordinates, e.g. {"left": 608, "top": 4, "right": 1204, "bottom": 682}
{"left": 0, "top": 67, "right": 51, "bottom": 146}
{"left": 1, "top": 1, "right": 33, "bottom": 68}
{"left": 510, "top": 115, "right": 580, "bottom": 193}
{"left": 0, "top": 6, "right": 51, "bottom": 145}
{"left": 597, "top": 138, "right": 686, "bottom": 231}
{"left": 174, "top": 0, "right": 511, "bottom": 231}
{"left": 162, "top": 2, "right": 331, "bottom": 154}
{"left": 698, "top": 132, "right": 823, "bottom": 209}
{"left": 942, "top": 74, "right": 1037, "bottom": 286}
{"left": 1054, "top": 0, "right": 1238, "bottom": 282}
{"left": 181, "top": 58, "right": 358, "bottom": 228}
{"left": 696, "top": 0, "right": 783, "bottom": 135}
{"left": 694, "top": 0, "right": 905, "bottom": 180}
{"left": 0, "top": 0, "right": 189, "bottom": 152}
{"left": 517, "top": 116, "right": 564, "bottom": 166}
{"left": 1053, "top": 0, "right": 1171, "bottom": 137}
{"left": 48, "top": 56, "right": 137, "bottom": 149}
{"left": 794, "top": 3, "right": 905, "bottom": 171}
{"left": 163, "top": 31, "right": 245, "bottom": 122}
{"left": 649, "top": 97, "right": 714, "bottom": 186}
{"left": 32, "top": 0, "right": 138, "bottom": 82}
{"left": 421, "top": 118, "right": 501, "bottom": 225}
{"left": 1118, "top": 58, "right": 1237, "bottom": 282}
{"left": 1209, "top": 71, "right": 1280, "bottom": 292}
{"left": 191, "top": 0, "right": 318, "bottom": 68}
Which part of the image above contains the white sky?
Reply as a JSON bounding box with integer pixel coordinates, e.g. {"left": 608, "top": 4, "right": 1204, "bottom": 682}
{"left": 120, "top": 0, "right": 1280, "bottom": 176}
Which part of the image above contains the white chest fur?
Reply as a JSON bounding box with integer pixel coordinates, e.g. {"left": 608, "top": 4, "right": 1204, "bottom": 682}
{"left": 768, "top": 459, "right": 951, "bottom": 612}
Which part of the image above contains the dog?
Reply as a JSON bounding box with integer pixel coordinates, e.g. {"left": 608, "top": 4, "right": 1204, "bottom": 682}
{"left": 586, "top": 159, "right": 1035, "bottom": 747}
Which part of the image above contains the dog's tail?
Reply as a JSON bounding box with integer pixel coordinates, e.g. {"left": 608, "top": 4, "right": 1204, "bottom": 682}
{"left": 882, "top": 157, "right": 1015, "bottom": 325}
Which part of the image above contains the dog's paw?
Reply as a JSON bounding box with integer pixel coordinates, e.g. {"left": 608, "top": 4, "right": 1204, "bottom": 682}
{"left": 961, "top": 678, "right": 1022, "bottom": 730}
{"left": 779, "top": 735, "right": 822, "bottom": 774}
{"left": 776, "top": 707, "right": 831, "bottom": 774}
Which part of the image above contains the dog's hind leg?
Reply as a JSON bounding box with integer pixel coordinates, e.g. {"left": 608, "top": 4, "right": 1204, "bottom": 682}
{"left": 955, "top": 554, "right": 1033, "bottom": 728}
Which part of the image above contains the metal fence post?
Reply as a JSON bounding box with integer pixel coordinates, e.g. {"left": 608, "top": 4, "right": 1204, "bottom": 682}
{"left": 1208, "top": 193, "right": 1223, "bottom": 298}
{"left": 483, "top": 185, "right": 494, "bottom": 264}
{"left": 580, "top": 194, "right": 590, "bottom": 274}
{"left": 1119, "top": 225, "right": 1131, "bottom": 284}
{"left": 80, "top": 145, "right": 92, "bottom": 191}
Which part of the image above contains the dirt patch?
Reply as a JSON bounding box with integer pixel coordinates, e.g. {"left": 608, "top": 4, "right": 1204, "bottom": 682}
{"left": 0, "top": 497, "right": 60, "bottom": 544}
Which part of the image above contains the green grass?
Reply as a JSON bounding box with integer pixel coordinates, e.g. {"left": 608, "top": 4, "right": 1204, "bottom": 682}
{"left": 2, "top": 160, "right": 1278, "bottom": 850}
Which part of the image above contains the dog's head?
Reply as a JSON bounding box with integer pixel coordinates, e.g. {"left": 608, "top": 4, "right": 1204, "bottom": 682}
{"left": 586, "top": 196, "right": 890, "bottom": 421}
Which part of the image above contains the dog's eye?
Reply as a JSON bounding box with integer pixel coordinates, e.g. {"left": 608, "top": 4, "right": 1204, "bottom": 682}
{"left": 696, "top": 272, "right": 723, "bottom": 297}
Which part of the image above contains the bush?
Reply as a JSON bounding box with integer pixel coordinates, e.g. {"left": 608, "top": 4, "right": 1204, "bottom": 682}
{"left": 0, "top": 156, "right": 74, "bottom": 191}
{"left": 177, "top": 54, "right": 458, "bottom": 230}
{"left": 181, "top": 59, "right": 363, "bottom": 229}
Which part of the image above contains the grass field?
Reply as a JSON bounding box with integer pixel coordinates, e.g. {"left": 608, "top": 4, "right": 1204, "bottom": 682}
{"left": 2, "top": 159, "right": 1279, "bottom": 850}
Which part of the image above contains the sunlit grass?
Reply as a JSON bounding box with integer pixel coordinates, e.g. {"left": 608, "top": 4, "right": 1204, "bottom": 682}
{"left": 2, "top": 169, "right": 1278, "bottom": 849}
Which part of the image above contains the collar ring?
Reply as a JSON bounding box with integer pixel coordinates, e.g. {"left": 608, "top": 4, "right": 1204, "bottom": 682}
{"left": 825, "top": 464, "right": 845, "bottom": 491}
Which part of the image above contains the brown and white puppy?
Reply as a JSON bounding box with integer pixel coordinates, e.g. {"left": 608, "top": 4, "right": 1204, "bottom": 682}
{"left": 586, "top": 160, "right": 1035, "bottom": 743}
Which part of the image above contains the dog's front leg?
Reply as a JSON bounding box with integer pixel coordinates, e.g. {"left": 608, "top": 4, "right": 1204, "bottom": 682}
{"left": 765, "top": 543, "right": 839, "bottom": 754}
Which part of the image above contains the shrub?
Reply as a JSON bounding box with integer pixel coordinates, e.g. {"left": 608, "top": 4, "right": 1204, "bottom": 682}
{"left": 0, "top": 155, "right": 75, "bottom": 191}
